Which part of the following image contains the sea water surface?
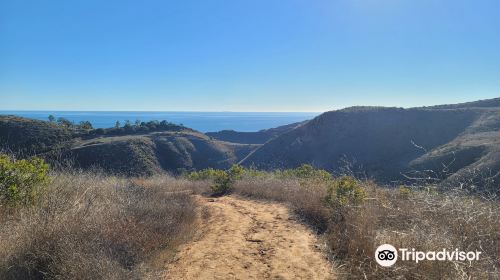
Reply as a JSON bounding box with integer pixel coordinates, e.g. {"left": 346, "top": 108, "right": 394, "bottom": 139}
{"left": 0, "top": 111, "right": 319, "bottom": 132}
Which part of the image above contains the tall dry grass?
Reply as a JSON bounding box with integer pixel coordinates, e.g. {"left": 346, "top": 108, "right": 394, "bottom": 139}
{"left": 232, "top": 173, "right": 500, "bottom": 279}
{"left": 0, "top": 171, "right": 201, "bottom": 279}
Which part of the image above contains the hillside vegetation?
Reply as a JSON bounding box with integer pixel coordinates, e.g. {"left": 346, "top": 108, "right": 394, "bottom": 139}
{"left": 242, "top": 99, "right": 500, "bottom": 193}
{"left": 0, "top": 116, "right": 258, "bottom": 176}
{"left": 0, "top": 116, "right": 75, "bottom": 155}
{"left": 3, "top": 98, "right": 498, "bottom": 188}
{"left": 70, "top": 131, "right": 257, "bottom": 175}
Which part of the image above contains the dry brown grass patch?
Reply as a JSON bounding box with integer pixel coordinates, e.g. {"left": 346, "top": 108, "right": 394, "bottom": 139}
{"left": 0, "top": 171, "right": 199, "bottom": 280}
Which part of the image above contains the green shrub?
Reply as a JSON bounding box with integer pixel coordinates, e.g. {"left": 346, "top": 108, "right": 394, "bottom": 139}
{"left": 211, "top": 171, "right": 232, "bottom": 196}
{"left": 189, "top": 165, "right": 334, "bottom": 196}
{"left": 326, "top": 176, "right": 366, "bottom": 207}
{"left": 187, "top": 168, "right": 226, "bottom": 181}
{"left": 227, "top": 164, "right": 244, "bottom": 179}
{"left": 0, "top": 154, "right": 49, "bottom": 205}
{"left": 187, "top": 165, "right": 246, "bottom": 196}
{"left": 187, "top": 168, "right": 232, "bottom": 195}
{"left": 241, "top": 168, "right": 268, "bottom": 178}
{"left": 277, "top": 164, "right": 332, "bottom": 182}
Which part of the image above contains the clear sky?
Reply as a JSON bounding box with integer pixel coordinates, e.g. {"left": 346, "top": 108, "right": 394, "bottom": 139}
{"left": 1, "top": 0, "right": 499, "bottom": 112}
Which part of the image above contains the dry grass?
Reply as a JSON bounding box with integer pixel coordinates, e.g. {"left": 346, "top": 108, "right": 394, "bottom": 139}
{"left": 232, "top": 174, "right": 500, "bottom": 279}
{"left": 0, "top": 171, "right": 201, "bottom": 280}
{"left": 2, "top": 167, "right": 498, "bottom": 279}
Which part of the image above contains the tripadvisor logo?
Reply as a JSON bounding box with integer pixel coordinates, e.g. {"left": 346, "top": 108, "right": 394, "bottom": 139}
{"left": 375, "top": 244, "right": 398, "bottom": 267}
{"left": 375, "top": 244, "right": 482, "bottom": 267}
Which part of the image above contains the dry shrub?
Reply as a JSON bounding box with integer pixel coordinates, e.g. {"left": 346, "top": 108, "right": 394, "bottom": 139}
{"left": 232, "top": 173, "right": 500, "bottom": 279}
{"left": 0, "top": 171, "right": 197, "bottom": 279}
{"left": 368, "top": 189, "right": 500, "bottom": 279}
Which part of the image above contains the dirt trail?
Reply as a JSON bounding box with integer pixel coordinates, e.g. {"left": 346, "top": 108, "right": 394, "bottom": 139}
{"left": 164, "top": 195, "right": 334, "bottom": 280}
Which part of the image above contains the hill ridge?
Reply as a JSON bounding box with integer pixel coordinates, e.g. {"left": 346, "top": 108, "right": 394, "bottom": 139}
{"left": 241, "top": 98, "right": 500, "bottom": 190}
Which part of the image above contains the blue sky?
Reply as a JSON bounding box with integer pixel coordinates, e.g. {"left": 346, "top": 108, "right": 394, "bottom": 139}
{"left": 1, "top": 0, "right": 499, "bottom": 112}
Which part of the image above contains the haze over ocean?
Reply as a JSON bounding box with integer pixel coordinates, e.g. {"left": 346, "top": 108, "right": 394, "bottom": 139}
{"left": 0, "top": 111, "right": 317, "bottom": 132}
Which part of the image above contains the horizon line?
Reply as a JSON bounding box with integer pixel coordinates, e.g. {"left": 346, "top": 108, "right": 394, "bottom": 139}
{"left": 0, "top": 109, "right": 324, "bottom": 114}
{"left": 0, "top": 96, "right": 498, "bottom": 113}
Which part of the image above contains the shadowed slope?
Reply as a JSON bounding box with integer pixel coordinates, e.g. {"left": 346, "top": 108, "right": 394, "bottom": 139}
{"left": 0, "top": 116, "right": 75, "bottom": 155}
{"left": 206, "top": 121, "right": 307, "bottom": 144}
{"left": 242, "top": 101, "right": 500, "bottom": 188}
{"left": 69, "top": 132, "right": 258, "bottom": 176}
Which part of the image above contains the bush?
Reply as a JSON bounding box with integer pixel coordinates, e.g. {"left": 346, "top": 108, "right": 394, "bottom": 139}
{"left": 187, "top": 165, "right": 245, "bottom": 196}
{"left": 325, "top": 176, "right": 366, "bottom": 207}
{"left": 240, "top": 168, "right": 268, "bottom": 178}
{"left": 78, "top": 121, "right": 93, "bottom": 130}
{"left": 227, "top": 164, "right": 244, "bottom": 179}
{"left": 0, "top": 154, "right": 49, "bottom": 205}
{"left": 57, "top": 117, "right": 73, "bottom": 127}
{"left": 277, "top": 164, "right": 332, "bottom": 182}
{"left": 187, "top": 168, "right": 226, "bottom": 181}
{"left": 211, "top": 171, "right": 232, "bottom": 196}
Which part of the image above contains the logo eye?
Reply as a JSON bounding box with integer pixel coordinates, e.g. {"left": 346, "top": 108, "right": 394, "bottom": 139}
{"left": 375, "top": 244, "right": 398, "bottom": 267}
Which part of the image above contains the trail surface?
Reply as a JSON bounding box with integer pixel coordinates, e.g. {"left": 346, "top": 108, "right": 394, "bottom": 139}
{"left": 164, "top": 195, "right": 334, "bottom": 280}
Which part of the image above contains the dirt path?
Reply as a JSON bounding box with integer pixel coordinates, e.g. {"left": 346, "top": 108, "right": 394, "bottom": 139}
{"left": 163, "top": 195, "right": 334, "bottom": 280}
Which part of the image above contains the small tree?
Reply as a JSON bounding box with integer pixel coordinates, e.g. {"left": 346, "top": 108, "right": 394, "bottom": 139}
{"left": 57, "top": 117, "right": 73, "bottom": 128}
{"left": 123, "top": 120, "right": 133, "bottom": 132}
{"left": 160, "top": 120, "right": 169, "bottom": 128}
{"left": 79, "top": 121, "right": 93, "bottom": 130}
{"left": 115, "top": 121, "right": 121, "bottom": 129}
{"left": 48, "top": 115, "right": 55, "bottom": 122}
{"left": 0, "top": 154, "right": 50, "bottom": 205}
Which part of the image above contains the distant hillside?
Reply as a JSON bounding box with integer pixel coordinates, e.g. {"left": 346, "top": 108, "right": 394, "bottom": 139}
{"left": 241, "top": 98, "right": 500, "bottom": 190}
{"left": 70, "top": 131, "right": 258, "bottom": 175}
{"left": 3, "top": 98, "right": 499, "bottom": 187}
{"left": 427, "top": 97, "right": 500, "bottom": 109}
{"left": 0, "top": 116, "right": 75, "bottom": 155}
{"left": 206, "top": 121, "right": 307, "bottom": 144}
{"left": 409, "top": 108, "right": 500, "bottom": 189}
{"left": 0, "top": 116, "right": 258, "bottom": 176}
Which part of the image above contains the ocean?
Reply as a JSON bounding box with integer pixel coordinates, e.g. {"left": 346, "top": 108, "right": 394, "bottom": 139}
{"left": 0, "top": 111, "right": 318, "bottom": 132}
